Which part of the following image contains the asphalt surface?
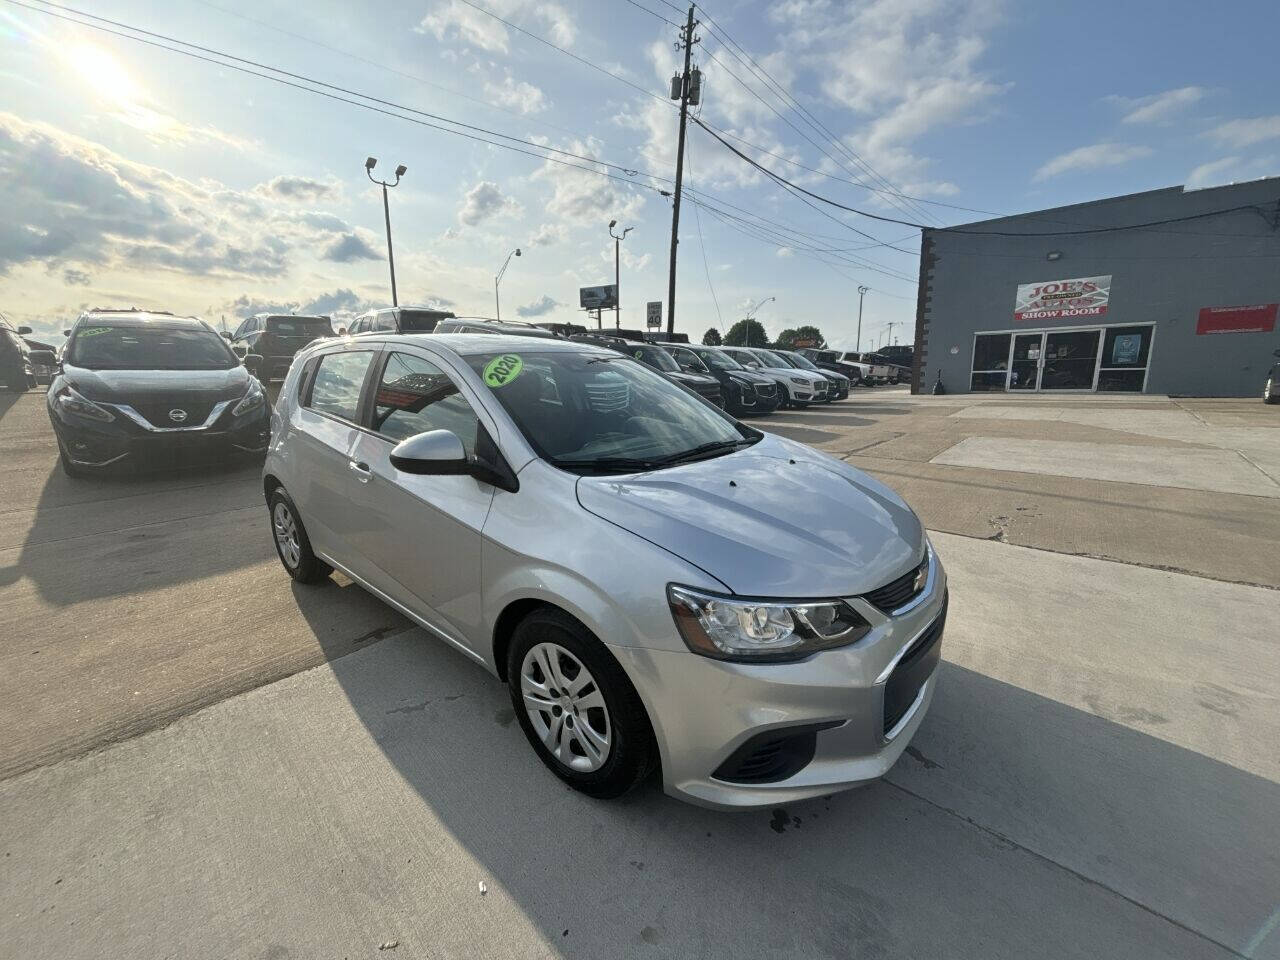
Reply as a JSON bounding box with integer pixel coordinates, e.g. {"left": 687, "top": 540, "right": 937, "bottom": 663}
{"left": 1, "top": 385, "right": 1278, "bottom": 959}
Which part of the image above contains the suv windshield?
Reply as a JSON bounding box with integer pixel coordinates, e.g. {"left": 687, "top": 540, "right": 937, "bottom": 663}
{"left": 782, "top": 352, "right": 820, "bottom": 371}
{"left": 467, "top": 350, "right": 758, "bottom": 474}
{"left": 266, "top": 316, "right": 332, "bottom": 337}
{"left": 399, "top": 310, "right": 453, "bottom": 332}
{"left": 67, "top": 324, "right": 236, "bottom": 371}
{"left": 751, "top": 349, "right": 788, "bottom": 367}
{"left": 690, "top": 347, "right": 744, "bottom": 372}
{"left": 625, "top": 344, "right": 681, "bottom": 373}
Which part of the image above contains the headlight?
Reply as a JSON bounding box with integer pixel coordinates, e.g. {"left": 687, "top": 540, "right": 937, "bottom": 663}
{"left": 231, "top": 379, "right": 265, "bottom": 416}
{"left": 789, "top": 376, "right": 808, "bottom": 385}
{"left": 667, "top": 585, "right": 871, "bottom": 662}
{"left": 54, "top": 386, "right": 115, "bottom": 423}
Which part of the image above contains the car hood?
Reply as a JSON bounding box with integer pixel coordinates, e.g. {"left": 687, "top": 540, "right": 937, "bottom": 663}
{"left": 725, "top": 369, "right": 775, "bottom": 386}
{"left": 576, "top": 434, "right": 923, "bottom": 597}
{"left": 63, "top": 364, "right": 251, "bottom": 403}
{"left": 760, "top": 366, "right": 823, "bottom": 383}
{"left": 667, "top": 371, "right": 719, "bottom": 388}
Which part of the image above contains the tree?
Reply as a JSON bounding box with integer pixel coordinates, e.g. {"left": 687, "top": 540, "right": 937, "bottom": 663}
{"left": 778, "top": 324, "right": 826, "bottom": 349}
{"left": 724, "top": 318, "right": 768, "bottom": 347}
{"left": 774, "top": 327, "right": 799, "bottom": 349}
{"left": 701, "top": 327, "right": 722, "bottom": 345}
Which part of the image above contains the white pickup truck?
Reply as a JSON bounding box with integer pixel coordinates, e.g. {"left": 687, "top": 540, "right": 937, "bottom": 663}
{"left": 840, "top": 352, "right": 895, "bottom": 384}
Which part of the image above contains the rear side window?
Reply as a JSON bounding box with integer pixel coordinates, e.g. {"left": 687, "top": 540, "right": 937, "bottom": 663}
{"left": 372, "top": 352, "right": 479, "bottom": 454}
{"left": 307, "top": 350, "right": 374, "bottom": 422}
{"left": 374, "top": 313, "right": 396, "bottom": 332}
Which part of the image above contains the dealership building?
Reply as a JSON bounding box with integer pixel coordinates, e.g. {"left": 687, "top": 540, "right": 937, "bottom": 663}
{"left": 911, "top": 177, "right": 1279, "bottom": 396}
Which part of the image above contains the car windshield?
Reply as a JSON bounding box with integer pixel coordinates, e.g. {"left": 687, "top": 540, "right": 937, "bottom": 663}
{"left": 813, "top": 350, "right": 840, "bottom": 363}
{"left": 626, "top": 344, "right": 681, "bottom": 373}
{"left": 467, "top": 350, "right": 758, "bottom": 474}
{"left": 399, "top": 310, "right": 452, "bottom": 332}
{"left": 692, "top": 347, "right": 744, "bottom": 372}
{"left": 784, "top": 352, "right": 820, "bottom": 371}
{"left": 751, "top": 349, "right": 789, "bottom": 367}
{"left": 66, "top": 324, "right": 237, "bottom": 370}
{"left": 266, "top": 316, "right": 332, "bottom": 337}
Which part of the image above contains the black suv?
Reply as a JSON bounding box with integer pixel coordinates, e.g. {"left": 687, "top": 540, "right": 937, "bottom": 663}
{"left": 230, "top": 314, "right": 333, "bottom": 381}
{"left": 1265, "top": 348, "right": 1280, "bottom": 405}
{"left": 772, "top": 348, "right": 850, "bottom": 400}
{"left": 0, "top": 313, "right": 36, "bottom": 391}
{"left": 572, "top": 334, "right": 723, "bottom": 406}
{"left": 38, "top": 311, "right": 270, "bottom": 477}
{"left": 799, "top": 348, "right": 866, "bottom": 385}
{"left": 661, "top": 343, "right": 780, "bottom": 416}
{"left": 346, "top": 306, "right": 457, "bottom": 336}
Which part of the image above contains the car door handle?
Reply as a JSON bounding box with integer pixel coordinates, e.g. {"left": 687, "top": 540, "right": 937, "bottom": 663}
{"left": 348, "top": 460, "right": 373, "bottom": 482}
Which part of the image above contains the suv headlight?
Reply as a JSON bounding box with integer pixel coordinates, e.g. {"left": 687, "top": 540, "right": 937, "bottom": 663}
{"left": 667, "top": 585, "right": 871, "bottom": 662}
{"left": 54, "top": 385, "right": 115, "bottom": 423}
{"left": 231, "top": 379, "right": 265, "bottom": 416}
{"left": 789, "top": 376, "right": 808, "bottom": 384}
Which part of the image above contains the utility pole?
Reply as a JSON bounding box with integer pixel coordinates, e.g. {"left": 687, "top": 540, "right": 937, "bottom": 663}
{"left": 665, "top": 4, "right": 699, "bottom": 337}
{"left": 366, "top": 157, "right": 406, "bottom": 307}
{"left": 856, "top": 285, "right": 869, "bottom": 352}
{"left": 609, "top": 220, "right": 632, "bottom": 329}
{"left": 881, "top": 321, "right": 899, "bottom": 348}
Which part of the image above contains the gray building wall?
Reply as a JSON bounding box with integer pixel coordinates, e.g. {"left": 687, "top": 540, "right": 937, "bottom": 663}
{"left": 914, "top": 178, "right": 1280, "bottom": 397}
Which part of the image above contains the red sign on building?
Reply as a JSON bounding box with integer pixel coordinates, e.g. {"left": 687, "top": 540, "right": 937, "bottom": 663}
{"left": 1195, "top": 303, "right": 1277, "bottom": 335}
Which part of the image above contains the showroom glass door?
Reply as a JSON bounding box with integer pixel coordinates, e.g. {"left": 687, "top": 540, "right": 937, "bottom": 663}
{"left": 1009, "top": 333, "right": 1043, "bottom": 391}
{"left": 1041, "top": 330, "right": 1101, "bottom": 390}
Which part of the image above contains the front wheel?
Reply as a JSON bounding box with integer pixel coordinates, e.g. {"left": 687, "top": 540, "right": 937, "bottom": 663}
{"left": 1266, "top": 377, "right": 1278, "bottom": 405}
{"left": 508, "top": 609, "right": 656, "bottom": 799}
{"left": 267, "top": 489, "right": 333, "bottom": 583}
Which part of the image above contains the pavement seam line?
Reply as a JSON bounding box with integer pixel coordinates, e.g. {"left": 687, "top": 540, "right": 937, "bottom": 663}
{"left": 881, "top": 777, "right": 1248, "bottom": 959}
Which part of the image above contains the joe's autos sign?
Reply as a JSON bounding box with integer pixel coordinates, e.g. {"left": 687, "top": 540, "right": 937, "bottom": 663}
{"left": 1014, "top": 275, "right": 1111, "bottom": 322}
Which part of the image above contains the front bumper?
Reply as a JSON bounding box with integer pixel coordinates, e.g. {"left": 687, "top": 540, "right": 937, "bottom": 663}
{"left": 614, "top": 549, "right": 947, "bottom": 809}
{"left": 51, "top": 400, "right": 271, "bottom": 470}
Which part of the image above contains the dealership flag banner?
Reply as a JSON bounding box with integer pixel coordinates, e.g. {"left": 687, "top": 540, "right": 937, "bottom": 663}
{"left": 1014, "top": 275, "right": 1111, "bottom": 322}
{"left": 1195, "top": 303, "right": 1277, "bottom": 335}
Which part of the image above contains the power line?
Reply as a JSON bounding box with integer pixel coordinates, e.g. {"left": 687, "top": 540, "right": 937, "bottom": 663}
{"left": 619, "top": 0, "right": 681, "bottom": 29}
{"left": 687, "top": 144, "right": 724, "bottom": 328}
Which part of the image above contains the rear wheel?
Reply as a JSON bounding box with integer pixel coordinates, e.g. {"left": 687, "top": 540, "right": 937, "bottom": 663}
{"left": 268, "top": 489, "right": 332, "bottom": 583}
{"left": 1266, "top": 377, "right": 1278, "bottom": 404}
{"left": 508, "top": 609, "right": 655, "bottom": 799}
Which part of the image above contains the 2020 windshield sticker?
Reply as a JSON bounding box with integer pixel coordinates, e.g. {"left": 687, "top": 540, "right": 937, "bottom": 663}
{"left": 77, "top": 327, "right": 112, "bottom": 338}
{"left": 483, "top": 354, "right": 523, "bottom": 387}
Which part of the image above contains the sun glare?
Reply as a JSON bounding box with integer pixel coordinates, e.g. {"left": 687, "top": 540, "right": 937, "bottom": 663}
{"left": 66, "top": 40, "right": 142, "bottom": 108}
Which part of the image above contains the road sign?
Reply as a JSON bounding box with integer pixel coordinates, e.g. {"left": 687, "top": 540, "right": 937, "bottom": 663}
{"left": 646, "top": 301, "right": 662, "bottom": 328}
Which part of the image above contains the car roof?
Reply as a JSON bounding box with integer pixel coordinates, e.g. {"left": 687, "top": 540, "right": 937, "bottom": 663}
{"left": 77, "top": 311, "right": 205, "bottom": 328}
{"left": 361, "top": 333, "right": 613, "bottom": 357}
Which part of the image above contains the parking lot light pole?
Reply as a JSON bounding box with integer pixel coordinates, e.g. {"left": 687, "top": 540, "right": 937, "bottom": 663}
{"left": 609, "top": 220, "right": 633, "bottom": 329}
{"left": 366, "top": 157, "right": 406, "bottom": 307}
{"left": 856, "top": 285, "right": 869, "bottom": 351}
{"left": 745, "top": 296, "right": 774, "bottom": 346}
{"left": 494, "top": 248, "right": 521, "bottom": 321}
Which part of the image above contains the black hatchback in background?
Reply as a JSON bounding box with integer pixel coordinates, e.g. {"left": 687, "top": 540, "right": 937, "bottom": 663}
{"left": 229, "top": 313, "right": 333, "bottom": 381}
{"left": 571, "top": 334, "right": 723, "bottom": 407}
{"left": 37, "top": 311, "right": 270, "bottom": 477}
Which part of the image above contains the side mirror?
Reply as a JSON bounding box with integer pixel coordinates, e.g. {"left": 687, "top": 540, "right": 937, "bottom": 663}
{"left": 243, "top": 353, "right": 263, "bottom": 376}
{"left": 63, "top": 329, "right": 71, "bottom": 337}
{"left": 17, "top": 325, "right": 32, "bottom": 335}
{"left": 221, "top": 331, "right": 232, "bottom": 340}
{"left": 28, "top": 349, "right": 57, "bottom": 366}
{"left": 390, "top": 429, "right": 470, "bottom": 475}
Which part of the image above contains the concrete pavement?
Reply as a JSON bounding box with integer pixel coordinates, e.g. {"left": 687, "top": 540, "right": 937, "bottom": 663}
{"left": 1, "top": 532, "right": 1274, "bottom": 959}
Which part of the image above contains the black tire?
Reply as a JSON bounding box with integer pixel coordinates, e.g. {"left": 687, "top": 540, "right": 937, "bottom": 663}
{"left": 267, "top": 488, "right": 333, "bottom": 584}
{"left": 507, "top": 608, "right": 656, "bottom": 800}
{"left": 1265, "top": 377, "right": 1278, "bottom": 405}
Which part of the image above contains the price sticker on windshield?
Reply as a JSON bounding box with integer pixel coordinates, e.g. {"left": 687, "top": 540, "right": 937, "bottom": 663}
{"left": 483, "top": 354, "right": 524, "bottom": 387}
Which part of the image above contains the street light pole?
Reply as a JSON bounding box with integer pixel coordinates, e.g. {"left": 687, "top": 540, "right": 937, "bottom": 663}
{"left": 366, "top": 157, "right": 406, "bottom": 307}
{"left": 494, "top": 247, "right": 521, "bottom": 322}
{"left": 608, "top": 220, "right": 633, "bottom": 330}
{"left": 856, "top": 285, "right": 869, "bottom": 352}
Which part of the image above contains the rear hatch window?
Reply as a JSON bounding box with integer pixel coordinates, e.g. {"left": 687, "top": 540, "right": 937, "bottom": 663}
{"left": 399, "top": 310, "right": 454, "bottom": 333}
{"left": 265, "top": 316, "right": 333, "bottom": 352}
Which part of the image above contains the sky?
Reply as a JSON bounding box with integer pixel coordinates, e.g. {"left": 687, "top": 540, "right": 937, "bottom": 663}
{"left": 1, "top": 0, "right": 1278, "bottom": 349}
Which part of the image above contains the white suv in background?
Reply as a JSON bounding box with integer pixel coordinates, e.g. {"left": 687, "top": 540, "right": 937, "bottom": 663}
{"left": 719, "top": 346, "right": 828, "bottom": 407}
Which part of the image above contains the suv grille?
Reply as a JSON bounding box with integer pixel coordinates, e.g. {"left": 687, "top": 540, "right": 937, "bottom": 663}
{"left": 755, "top": 382, "right": 776, "bottom": 398}
{"left": 584, "top": 380, "right": 630, "bottom": 413}
{"left": 130, "top": 398, "right": 217, "bottom": 428}
{"left": 884, "top": 593, "right": 947, "bottom": 735}
{"left": 864, "top": 552, "right": 929, "bottom": 613}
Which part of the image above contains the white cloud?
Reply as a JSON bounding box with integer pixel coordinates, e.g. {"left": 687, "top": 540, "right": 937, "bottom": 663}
{"left": 1205, "top": 115, "right": 1280, "bottom": 148}
{"left": 1185, "top": 157, "right": 1243, "bottom": 189}
{"left": 536, "top": 2, "right": 576, "bottom": 47}
{"left": 1107, "top": 86, "right": 1205, "bottom": 124}
{"left": 418, "top": 0, "right": 575, "bottom": 54}
{"left": 516, "top": 294, "right": 559, "bottom": 317}
{"left": 482, "top": 73, "right": 548, "bottom": 115}
{"left": 775, "top": 246, "right": 794, "bottom": 258}
{"left": 531, "top": 137, "right": 646, "bottom": 225}
{"left": 254, "top": 175, "right": 339, "bottom": 202}
{"left": 457, "top": 180, "right": 521, "bottom": 226}
{"left": 529, "top": 222, "right": 568, "bottom": 246}
{"left": 1032, "top": 143, "right": 1152, "bottom": 182}
{"left": 322, "top": 232, "right": 381, "bottom": 263}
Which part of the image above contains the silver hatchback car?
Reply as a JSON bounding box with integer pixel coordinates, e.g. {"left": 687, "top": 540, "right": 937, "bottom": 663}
{"left": 263, "top": 334, "right": 946, "bottom": 809}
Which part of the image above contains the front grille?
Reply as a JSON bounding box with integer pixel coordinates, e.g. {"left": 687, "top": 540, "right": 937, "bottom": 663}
{"left": 863, "top": 552, "right": 929, "bottom": 613}
{"left": 815, "top": 381, "right": 828, "bottom": 394}
{"left": 755, "top": 382, "right": 776, "bottom": 398}
{"left": 883, "top": 593, "right": 947, "bottom": 735}
{"left": 130, "top": 398, "right": 218, "bottom": 428}
{"left": 584, "top": 380, "right": 630, "bottom": 412}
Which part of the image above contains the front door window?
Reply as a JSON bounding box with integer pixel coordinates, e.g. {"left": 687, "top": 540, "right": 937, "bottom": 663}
{"left": 1009, "top": 334, "right": 1042, "bottom": 391}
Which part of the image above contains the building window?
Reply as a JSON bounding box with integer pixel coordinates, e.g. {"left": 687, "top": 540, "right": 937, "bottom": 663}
{"left": 970, "top": 333, "right": 1011, "bottom": 391}
{"left": 1097, "top": 325, "right": 1154, "bottom": 393}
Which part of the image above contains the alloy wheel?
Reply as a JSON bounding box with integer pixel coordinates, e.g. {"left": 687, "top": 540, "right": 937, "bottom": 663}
{"left": 519, "top": 642, "right": 612, "bottom": 772}
{"left": 272, "top": 501, "right": 301, "bottom": 569}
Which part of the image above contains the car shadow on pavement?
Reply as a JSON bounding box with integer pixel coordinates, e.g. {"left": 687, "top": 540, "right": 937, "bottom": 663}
{"left": 314, "top": 631, "right": 1279, "bottom": 958}
{"left": 0, "top": 391, "right": 23, "bottom": 422}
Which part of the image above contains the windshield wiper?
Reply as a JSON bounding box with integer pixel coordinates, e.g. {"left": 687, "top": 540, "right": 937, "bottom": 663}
{"left": 647, "top": 437, "right": 756, "bottom": 468}
{"left": 552, "top": 456, "right": 656, "bottom": 474}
